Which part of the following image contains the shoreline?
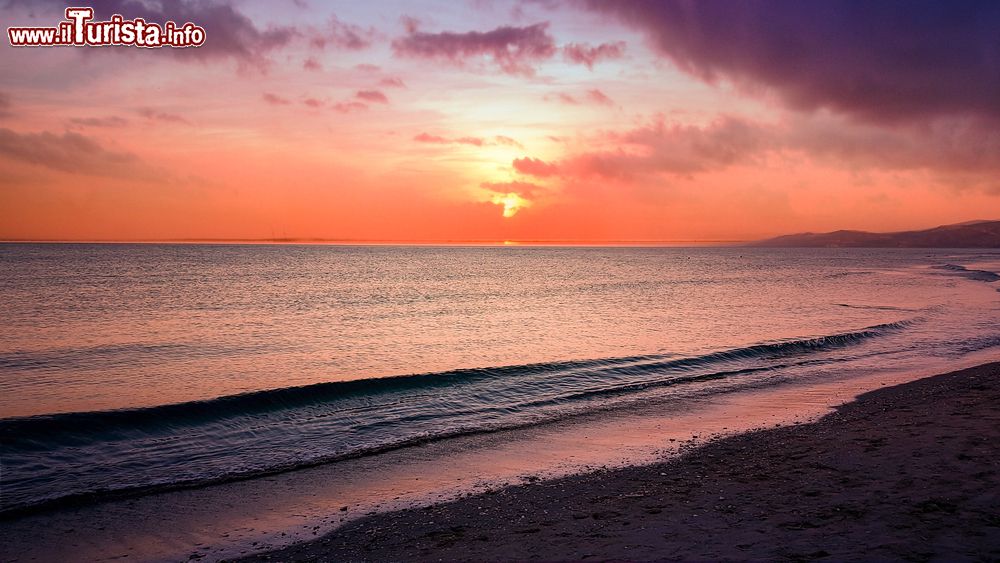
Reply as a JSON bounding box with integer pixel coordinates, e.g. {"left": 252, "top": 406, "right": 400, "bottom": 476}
{"left": 239, "top": 361, "right": 1000, "bottom": 562}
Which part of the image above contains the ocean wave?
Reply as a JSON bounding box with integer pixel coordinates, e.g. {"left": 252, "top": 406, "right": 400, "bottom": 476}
{"left": 932, "top": 263, "right": 1000, "bottom": 282}
{"left": 0, "top": 320, "right": 913, "bottom": 515}
{"left": 0, "top": 321, "right": 912, "bottom": 442}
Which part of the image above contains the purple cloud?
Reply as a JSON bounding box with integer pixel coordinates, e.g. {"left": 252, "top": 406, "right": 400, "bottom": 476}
{"left": 0, "top": 92, "right": 12, "bottom": 119}
{"left": 69, "top": 116, "right": 130, "bottom": 128}
{"left": 262, "top": 93, "right": 291, "bottom": 106}
{"left": 355, "top": 90, "right": 389, "bottom": 104}
{"left": 392, "top": 22, "right": 556, "bottom": 76}
{"left": 562, "top": 41, "right": 626, "bottom": 69}
{"left": 583, "top": 0, "right": 1000, "bottom": 124}
{"left": 309, "top": 15, "right": 376, "bottom": 51}
{"left": 65, "top": 0, "right": 294, "bottom": 66}
{"left": 0, "top": 127, "right": 147, "bottom": 177}
{"left": 137, "top": 108, "right": 190, "bottom": 125}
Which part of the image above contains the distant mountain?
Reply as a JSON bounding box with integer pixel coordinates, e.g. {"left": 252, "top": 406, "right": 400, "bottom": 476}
{"left": 750, "top": 221, "right": 1000, "bottom": 248}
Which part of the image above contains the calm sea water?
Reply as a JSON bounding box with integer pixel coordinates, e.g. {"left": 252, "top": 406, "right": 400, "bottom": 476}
{"left": 1, "top": 244, "right": 998, "bottom": 512}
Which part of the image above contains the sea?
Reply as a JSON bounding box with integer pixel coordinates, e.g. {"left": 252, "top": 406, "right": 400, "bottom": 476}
{"left": 1, "top": 244, "right": 998, "bottom": 515}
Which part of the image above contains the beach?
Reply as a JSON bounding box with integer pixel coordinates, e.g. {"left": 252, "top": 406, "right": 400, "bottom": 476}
{"left": 239, "top": 361, "right": 1000, "bottom": 561}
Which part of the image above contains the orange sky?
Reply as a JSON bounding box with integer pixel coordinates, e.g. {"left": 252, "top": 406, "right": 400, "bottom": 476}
{"left": 1, "top": 0, "right": 998, "bottom": 242}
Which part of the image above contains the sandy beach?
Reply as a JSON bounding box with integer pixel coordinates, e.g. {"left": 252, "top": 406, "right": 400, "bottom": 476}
{"left": 239, "top": 362, "right": 1000, "bottom": 561}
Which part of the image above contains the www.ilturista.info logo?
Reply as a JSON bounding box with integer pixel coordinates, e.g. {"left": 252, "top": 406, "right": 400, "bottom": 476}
{"left": 7, "top": 7, "right": 205, "bottom": 48}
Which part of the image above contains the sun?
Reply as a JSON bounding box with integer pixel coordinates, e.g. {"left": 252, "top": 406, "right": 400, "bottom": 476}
{"left": 491, "top": 192, "right": 529, "bottom": 218}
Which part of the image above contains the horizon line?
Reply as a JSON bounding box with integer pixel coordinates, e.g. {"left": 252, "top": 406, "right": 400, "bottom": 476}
{"left": 0, "top": 238, "right": 750, "bottom": 247}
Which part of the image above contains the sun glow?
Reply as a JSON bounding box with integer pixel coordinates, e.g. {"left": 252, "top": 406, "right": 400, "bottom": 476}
{"left": 491, "top": 192, "right": 529, "bottom": 218}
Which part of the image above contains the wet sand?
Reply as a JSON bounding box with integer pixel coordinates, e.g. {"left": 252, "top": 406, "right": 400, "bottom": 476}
{"left": 239, "top": 362, "right": 1000, "bottom": 561}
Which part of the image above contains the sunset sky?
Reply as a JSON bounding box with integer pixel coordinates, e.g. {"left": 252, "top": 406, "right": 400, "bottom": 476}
{"left": 1, "top": 0, "right": 998, "bottom": 242}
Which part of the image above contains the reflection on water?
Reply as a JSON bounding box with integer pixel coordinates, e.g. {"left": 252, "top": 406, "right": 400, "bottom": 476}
{"left": 0, "top": 245, "right": 998, "bottom": 515}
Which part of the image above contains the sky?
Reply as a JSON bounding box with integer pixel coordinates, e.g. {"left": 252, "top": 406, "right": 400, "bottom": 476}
{"left": 1, "top": 0, "right": 998, "bottom": 242}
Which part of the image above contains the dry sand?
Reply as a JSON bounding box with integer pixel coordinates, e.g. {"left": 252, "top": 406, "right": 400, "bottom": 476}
{"left": 237, "top": 362, "right": 1000, "bottom": 561}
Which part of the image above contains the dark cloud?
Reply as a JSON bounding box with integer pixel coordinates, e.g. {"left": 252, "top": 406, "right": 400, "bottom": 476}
{"left": 0, "top": 127, "right": 147, "bottom": 177}
{"left": 262, "top": 93, "right": 291, "bottom": 106}
{"left": 584, "top": 0, "right": 1000, "bottom": 124}
{"left": 392, "top": 22, "right": 556, "bottom": 76}
{"left": 22, "top": 0, "right": 299, "bottom": 67}
{"left": 355, "top": 90, "right": 389, "bottom": 104}
{"left": 309, "top": 15, "right": 376, "bottom": 50}
{"left": 537, "top": 112, "right": 1000, "bottom": 192}
{"left": 513, "top": 157, "right": 559, "bottom": 177}
{"left": 786, "top": 116, "right": 1000, "bottom": 179}
{"left": 564, "top": 115, "right": 769, "bottom": 179}
{"left": 0, "top": 92, "right": 12, "bottom": 119}
{"left": 137, "top": 108, "right": 190, "bottom": 125}
{"left": 69, "top": 116, "right": 130, "bottom": 128}
{"left": 562, "top": 41, "right": 626, "bottom": 69}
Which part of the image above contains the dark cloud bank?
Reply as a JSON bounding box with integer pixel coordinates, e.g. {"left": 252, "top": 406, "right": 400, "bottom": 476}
{"left": 584, "top": 0, "right": 1000, "bottom": 124}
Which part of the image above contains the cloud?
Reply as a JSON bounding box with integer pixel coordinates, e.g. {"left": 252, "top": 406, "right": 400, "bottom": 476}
{"left": 262, "top": 93, "right": 291, "bottom": 105}
{"left": 532, "top": 112, "right": 1000, "bottom": 192}
{"left": 0, "top": 127, "right": 149, "bottom": 177}
{"left": 583, "top": 0, "right": 1000, "bottom": 124}
{"left": 562, "top": 41, "right": 626, "bottom": 69}
{"left": 355, "top": 90, "right": 389, "bottom": 104}
{"left": 562, "top": 115, "right": 769, "bottom": 180}
{"left": 22, "top": 0, "right": 299, "bottom": 67}
{"left": 392, "top": 22, "right": 556, "bottom": 76}
{"left": 355, "top": 63, "right": 381, "bottom": 72}
{"left": 513, "top": 157, "right": 559, "bottom": 177}
{"left": 137, "top": 108, "right": 190, "bottom": 125}
{"left": 400, "top": 15, "right": 421, "bottom": 34}
{"left": 0, "top": 92, "right": 10, "bottom": 119}
{"left": 332, "top": 101, "right": 368, "bottom": 113}
{"left": 545, "top": 92, "right": 580, "bottom": 105}
{"left": 69, "top": 116, "right": 130, "bottom": 128}
{"left": 303, "top": 98, "right": 323, "bottom": 108}
{"left": 544, "top": 89, "right": 614, "bottom": 106}
{"left": 494, "top": 135, "right": 523, "bottom": 148}
{"left": 786, "top": 115, "right": 1000, "bottom": 180}
{"left": 456, "top": 137, "right": 485, "bottom": 146}
{"left": 414, "top": 133, "right": 449, "bottom": 144}
{"left": 303, "top": 57, "right": 322, "bottom": 71}
{"left": 309, "top": 15, "right": 376, "bottom": 50}
{"left": 585, "top": 89, "right": 614, "bottom": 106}
{"left": 414, "top": 133, "right": 523, "bottom": 148}
{"left": 379, "top": 77, "right": 407, "bottom": 88}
